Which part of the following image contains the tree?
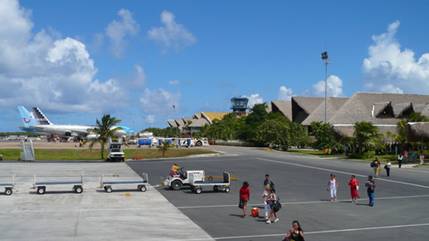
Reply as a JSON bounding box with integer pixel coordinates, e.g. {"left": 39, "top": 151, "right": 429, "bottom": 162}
{"left": 143, "top": 127, "right": 180, "bottom": 137}
{"left": 310, "top": 121, "right": 338, "bottom": 150}
{"left": 393, "top": 112, "right": 428, "bottom": 145}
{"left": 353, "top": 121, "right": 380, "bottom": 154}
{"left": 89, "top": 114, "right": 122, "bottom": 160}
{"left": 255, "top": 119, "right": 290, "bottom": 150}
{"left": 408, "top": 112, "right": 429, "bottom": 122}
{"left": 158, "top": 140, "right": 171, "bottom": 157}
{"left": 242, "top": 104, "right": 269, "bottom": 143}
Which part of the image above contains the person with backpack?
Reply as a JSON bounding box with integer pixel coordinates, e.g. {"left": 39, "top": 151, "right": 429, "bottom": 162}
{"left": 266, "top": 187, "right": 280, "bottom": 224}
{"left": 283, "top": 220, "right": 305, "bottom": 241}
{"left": 365, "top": 176, "right": 376, "bottom": 207}
{"left": 238, "top": 181, "right": 250, "bottom": 217}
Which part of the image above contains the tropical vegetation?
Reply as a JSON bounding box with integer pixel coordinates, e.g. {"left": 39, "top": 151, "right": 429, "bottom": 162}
{"left": 88, "top": 114, "right": 122, "bottom": 159}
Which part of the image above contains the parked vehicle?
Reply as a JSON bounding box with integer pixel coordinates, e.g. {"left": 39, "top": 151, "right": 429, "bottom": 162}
{"left": 194, "top": 138, "right": 209, "bottom": 146}
{"left": 107, "top": 141, "right": 125, "bottom": 162}
{"left": 164, "top": 169, "right": 205, "bottom": 190}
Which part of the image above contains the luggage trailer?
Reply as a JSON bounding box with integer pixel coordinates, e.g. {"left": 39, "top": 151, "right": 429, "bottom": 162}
{"left": 33, "top": 175, "right": 83, "bottom": 194}
{"left": 0, "top": 175, "right": 15, "bottom": 195}
{"left": 100, "top": 173, "right": 149, "bottom": 193}
{"left": 190, "top": 172, "right": 231, "bottom": 194}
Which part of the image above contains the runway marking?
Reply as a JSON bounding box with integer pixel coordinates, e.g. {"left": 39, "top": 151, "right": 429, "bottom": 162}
{"left": 211, "top": 222, "right": 429, "bottom": 240}
{"left": 176, "top": 194, "right": 429, "bottom": 209}
{"left": 257, "top": 158, "right": 429, "bottom": 189}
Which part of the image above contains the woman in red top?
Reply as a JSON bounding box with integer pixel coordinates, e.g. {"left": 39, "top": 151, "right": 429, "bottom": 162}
{"left": 348, "top": 175, "right": 360, "bottom": 204}
{"left": 239, "top": 181, "right": 250, "bottom": 217}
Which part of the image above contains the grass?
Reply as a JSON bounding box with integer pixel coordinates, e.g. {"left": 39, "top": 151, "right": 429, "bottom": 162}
{"left": 0, "top": 148, "right": 215, "bottom": 161}
{"left": 287, "top": 149, "right": 337, "bottom": 157}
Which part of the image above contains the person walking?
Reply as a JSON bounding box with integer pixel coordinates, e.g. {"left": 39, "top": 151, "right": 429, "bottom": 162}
{"left": 327, "top": 174, "right": 338, "bottom": 202}
{"left": 264, "top": 174, "right": 275, "bottom": 191}
{"left": 365, "top": 176, "right": 376, "bottom": 207}
{"left": 283, "top": 220, "right": 305, "bottom": 241}
{"left": 266, "top": 188, "right": 280, "bottom": 224}
{"left": 397, "top": 153, "right": 403, "bottom": 168}
{"left": 384, "top": 162, "right": 391, "bottom": 177}
{"left": 420, "top": 152, "right": 425, "bottom": 165}
{"left": 370, "top": 159, "right": 377, "bottom": 176}
{"left": 348, "top": 175, "right": 360, "bottom": 204}
{"left": 262, "top": 185, "right": 271, "bottom": 219}
{"left": 238, "top": 181, "right": 250, "bottom": 218}
{"left": 375, "top": 158, "right": 382, "bottom": 177}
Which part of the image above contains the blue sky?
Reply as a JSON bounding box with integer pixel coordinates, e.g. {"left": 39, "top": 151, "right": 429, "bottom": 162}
{"left": 1, "top": 0, "right": 429, "bottom": 131}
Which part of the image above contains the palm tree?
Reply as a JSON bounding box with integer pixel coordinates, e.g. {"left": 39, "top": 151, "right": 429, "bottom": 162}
{"left": 89, "top": 114, "right": 122, "bottom": 160}
{"left": 158, "top": 140, "right": 171, "bottom": 157}
{"left": 353, "top": 121, "right": 380, "bottom": 154}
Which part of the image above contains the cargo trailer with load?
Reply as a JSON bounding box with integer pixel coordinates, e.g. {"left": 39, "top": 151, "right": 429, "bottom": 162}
{"left": 189, "top": 171, "right": 231, "bottom": 194}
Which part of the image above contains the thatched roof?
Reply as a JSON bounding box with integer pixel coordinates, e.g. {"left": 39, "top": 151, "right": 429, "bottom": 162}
{"left": 392, "top": 102, "right": 413, "bottom": 118}
{"left": 329, "top": 93, "right": 429, "bottom": 126}
{"left": 301, "top": 97, "right": 348, "bottom": 125}
{"left": 188, "top": 118, "right": 210, "bottom": 128}
{"left": 167, "top": 120, "right": 178, "bottom": 128}
{"left": 271, "top": 100, "right": 292, "bottom": 120}
{"left": 422, "top": 105, "right": 429, "bottom": 117}
{"left": 292, "top": 96, "right": 324, "bottom": 114}
{"left": 408, "top": 122, "right": 429, "bottom": 139}
{"left": 291, "top": 96, "right": 324, "bottom": 123}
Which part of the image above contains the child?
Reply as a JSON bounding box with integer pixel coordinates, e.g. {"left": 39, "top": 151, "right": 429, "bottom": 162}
{"left": 327, "top": 174, "right": 338, "bottom": 202}
{"left": 262, "top": 185, "right": 271, "bottom": 220}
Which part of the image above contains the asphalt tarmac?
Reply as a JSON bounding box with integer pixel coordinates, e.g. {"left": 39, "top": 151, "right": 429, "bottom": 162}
{"left": 128, "top": 146, "right": 429, "bottom": 241}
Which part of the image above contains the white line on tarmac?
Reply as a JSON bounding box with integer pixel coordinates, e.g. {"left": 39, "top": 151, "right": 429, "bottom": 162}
{"left": 212, "top": 223, "right": 429, "bottom": 240}
{"left": 257, "top": 157, "right": 429, "bottom": 189}
{"left": 176, "top": 194, "right": 429, "bottom": 209}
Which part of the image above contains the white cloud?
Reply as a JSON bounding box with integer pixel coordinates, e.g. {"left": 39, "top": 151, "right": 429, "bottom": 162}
{"left": 139, "top": 88, "right": 180, "bottom": 114}
{"left": 313, "top": 75, "right": 343, "bottom": 97}
{"left": 0, "top": 0, "right": 123, "bottom": 112}
{"left": 379, "top": 84, "right": 404, "bottom": 94}
{"left": 148, "top": 10, "right": 196, "bottom": 51}
{"left": 278, "top": 85, "right": 293, "bottom": 100}
{"left": 246, "top": 94, "right": 264, "bottom": 108}
{"left": 169, "top": 79, "right": 179, "bottom": 85}
{"left": 363, "top": 20, "right": 429, "bottom": 93}
{"left": 144, "top": 114, "right": 156, "bottom": 124}
{"left": 105, "top": 9, "right": 139, "bottom": 57}
{"left": 132, "top": 64, "right": 145, "bottom": 86}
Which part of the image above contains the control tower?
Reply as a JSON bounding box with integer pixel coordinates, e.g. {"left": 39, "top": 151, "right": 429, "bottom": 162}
{"left": 230, "top": 97, "right": 248, "bottom": 116}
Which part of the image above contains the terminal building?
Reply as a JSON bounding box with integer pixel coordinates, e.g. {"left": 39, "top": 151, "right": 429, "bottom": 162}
{"left": 167, "top": 93, "right": 429, "bottom": 139}
{"left": 269, "top": 92, "right": 429, "bottom": 138}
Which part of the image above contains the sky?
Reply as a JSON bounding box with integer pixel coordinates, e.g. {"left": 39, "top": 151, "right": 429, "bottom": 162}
{"left": 1, "top": 0, "right": 429, "bottom": 131}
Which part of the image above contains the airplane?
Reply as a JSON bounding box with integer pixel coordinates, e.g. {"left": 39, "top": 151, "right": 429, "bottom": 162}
{"left": 17, "top": 106, "right": 134, "bottom": 139}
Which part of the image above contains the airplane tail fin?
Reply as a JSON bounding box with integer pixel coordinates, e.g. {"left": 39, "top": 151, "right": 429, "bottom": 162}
{"left": 32, "top": 107, "right": 52, "bottom": 125}
{"left": 17, "top": 106, "right": 38, "bottom": 128}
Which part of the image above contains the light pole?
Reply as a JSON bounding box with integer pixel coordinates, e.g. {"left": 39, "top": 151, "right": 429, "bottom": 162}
{"left": 321, "top": 51, "right": 329, "bottom": 123}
